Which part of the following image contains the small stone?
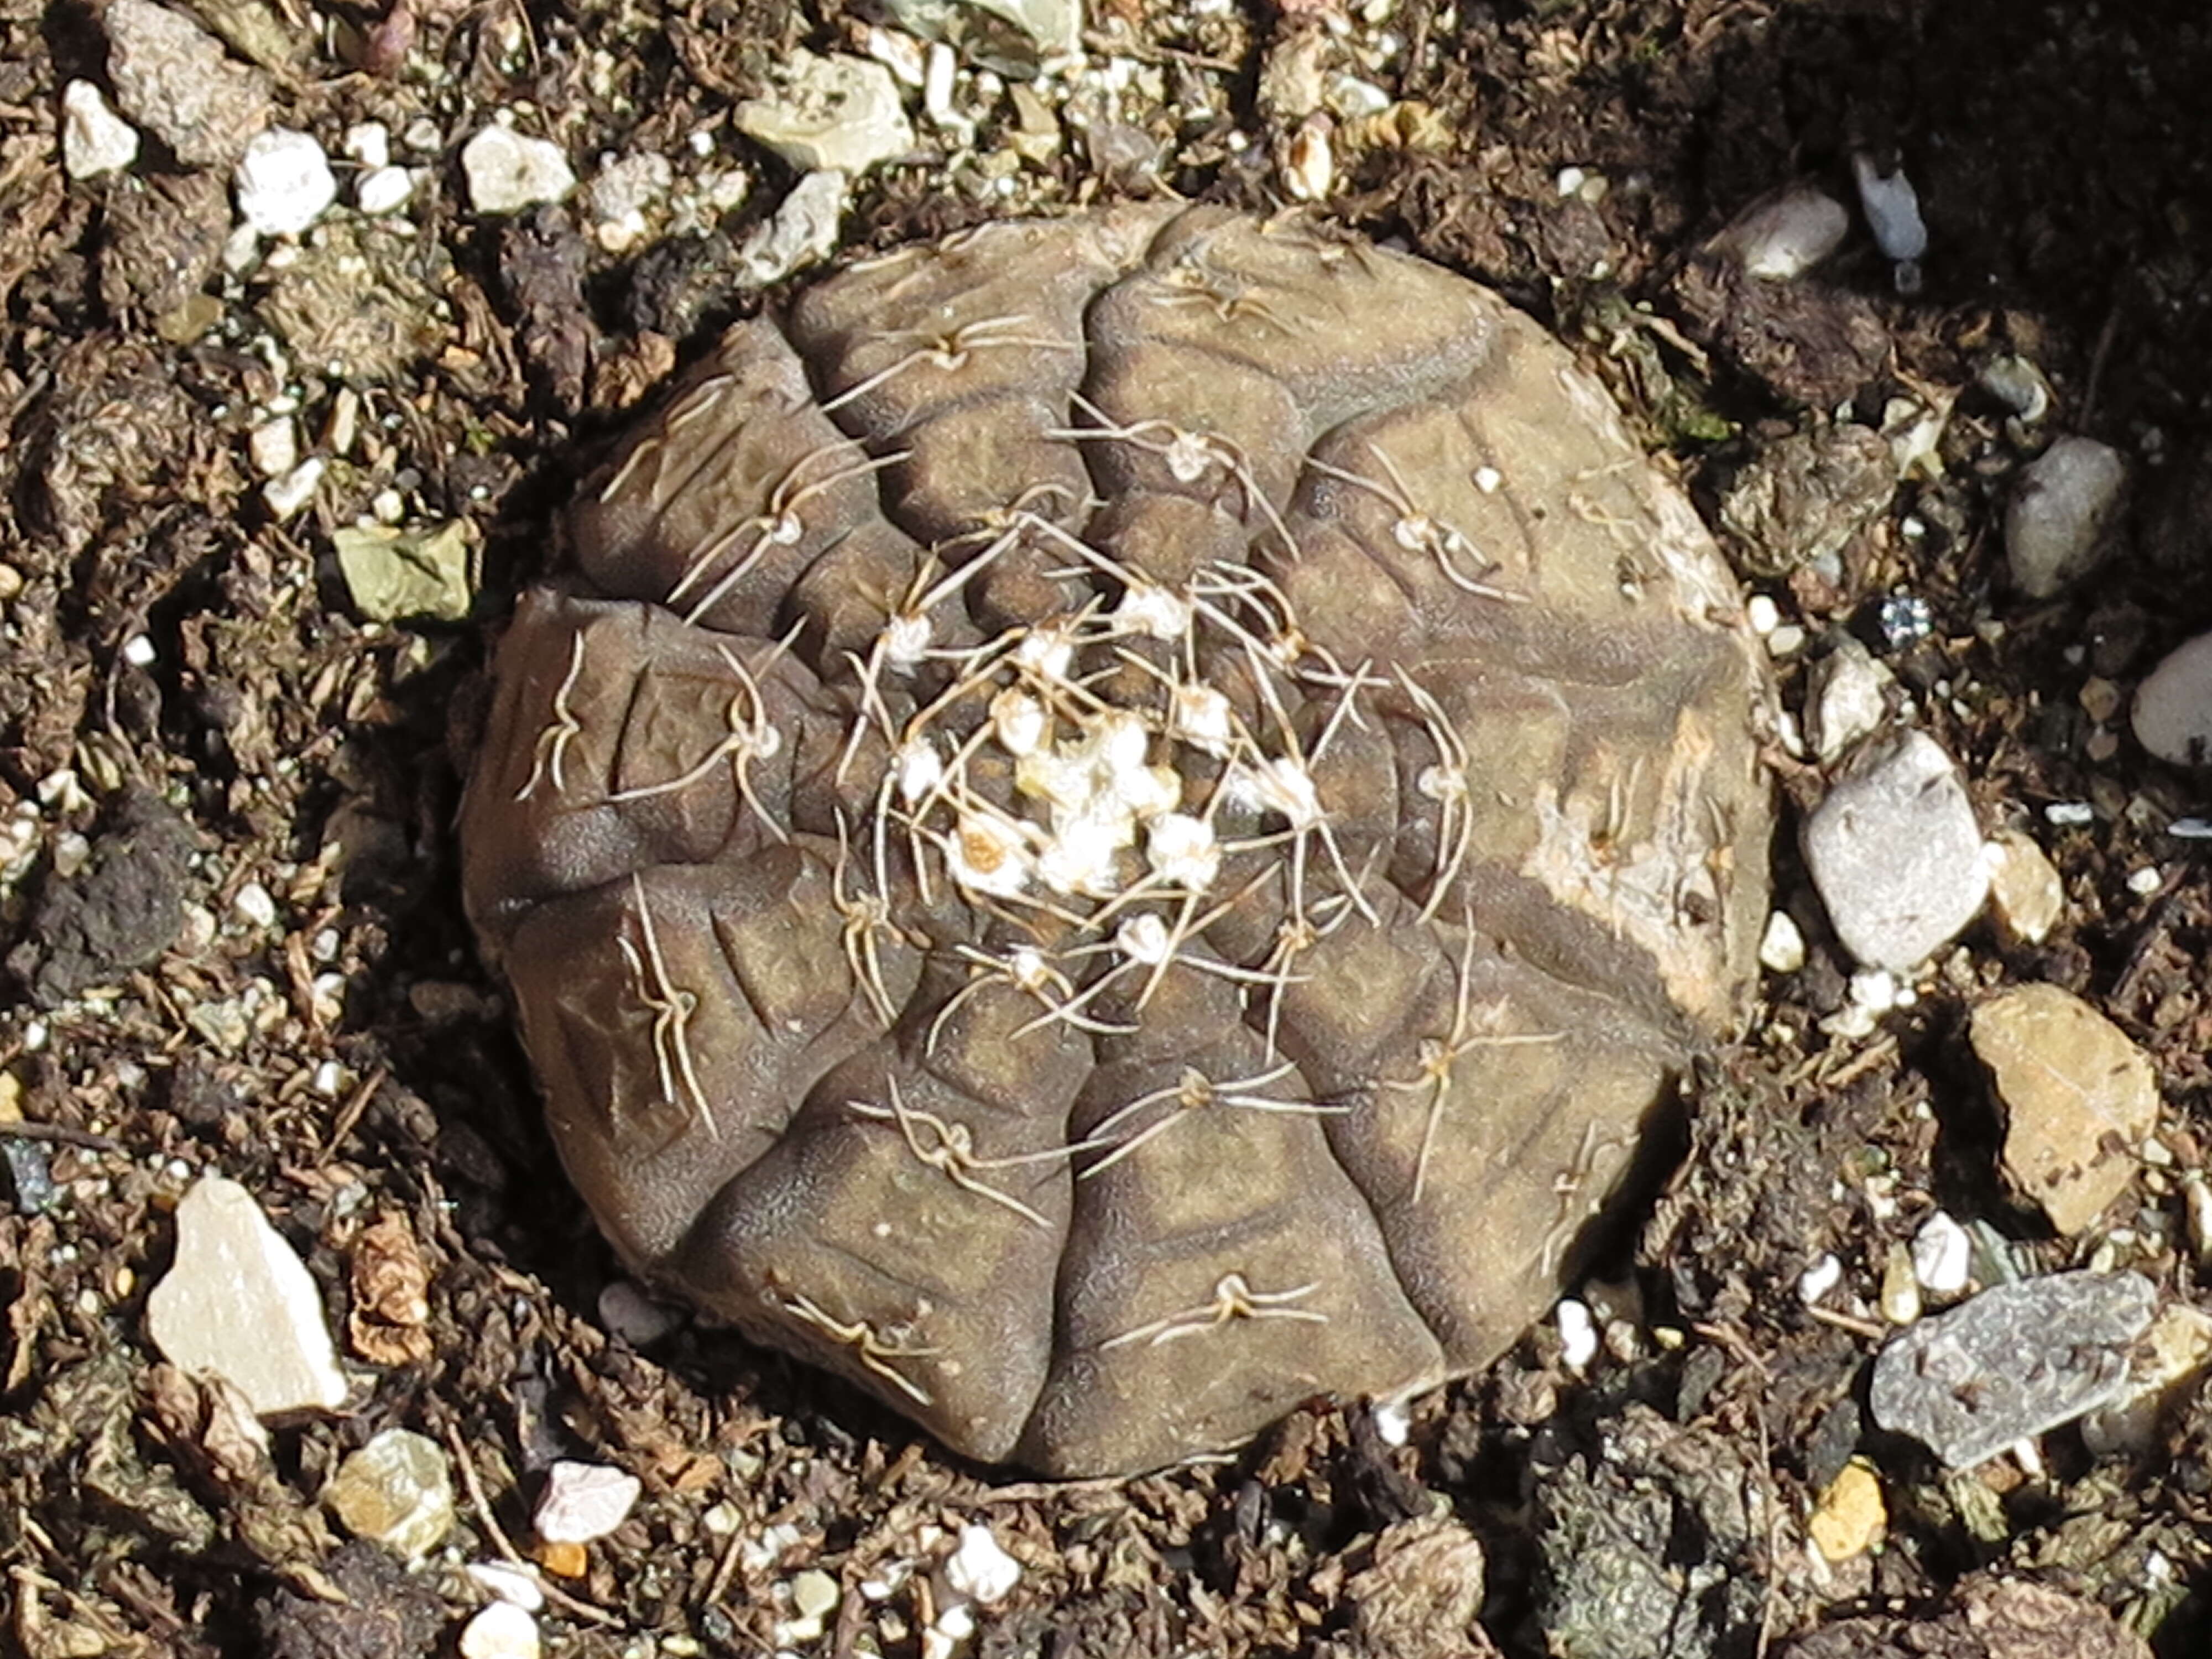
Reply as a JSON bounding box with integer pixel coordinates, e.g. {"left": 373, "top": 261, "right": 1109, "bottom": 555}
{"left": 881, "top": 0, "right": 1083, "bottom": 71}
{"left": 466, "top": 1563, "right": 545, "bottom": 1612}
{"left": 735, "top": 51, "right": 916, "bottom": 175}
{"left": 1851, "top": 153, "right": 1927, "bottom": 264}
{"left": 247, "top": 416, "right": 297, "bottom": 479}
{"left": 1804, "top": 637, "right": 1889, "bottom": 764}
{"left": 1984, "top": 829, "right": 2064, "bottom": 945}
{"left": 262, "top": 457, "right": 324, "bottom": 519}
{"left": 462, "top": 126, "right": 577, "bottom": 214}
{"left": 1807, "top": 1459, "right": 1885, "bottom": 1562}
{"left": 105, "top": 0, "right": 275, "bottom": 168}
{"left": 1709, "top": 182, "right": 1849, "bottom": 280}
{"left": 1757, "top": 910, "right": 1806, "bottom": 974}
{"left": 357, "top": 165, "right": 414, "bottom": 216}
{"left": 334, "top": 521, "right": 474, "bottom": 622}
{"left": 1878, "top": 1240, "right": 1922, "bottom": 1326}
{"left": 1973, "top": 983, "right": 2158, "bottom": 1237}
{"left": 790, "top": 1569, "right": 841, "bottom": 1621}
{"left": 1802, "top": 731, "right": 1988, "bottom": 972}
{"left": 1869, "top": 1271, "right": 2156, "bottom": 1468}
{"left": 597, "top": 1279, "right": 684, "bottom": 1345}
{"left": 1912, "top": 1211, "right": 1971, "bottom": 1296}
{"left": 145, "top": 1174, "right": 349, "bottom": 1416}
{"left": 533, "top": 1537, "right": 588, "bottom": 1579}
{"left": 2133, "top": 630, "right": 2212, "bottom": 767}
{"left": 1798, "top": 1253, "right": 1843, "bottom": 1305}
{"left": 1875, "top": 592, "right": 1933, "bottom": 653}
{"left": 534, "top": 1460, "right": 641, "bottom": 1546}
{"left": 234, "top": 128, "right": 337, "bottom": 237}
{"left": 735, "top": 169, "right": 848, "bottom": 287}
{"left": 62, "top": 80, "right": 140, "bottom": 179}
{"left": 341, "top": 121, "right": 389, "bottom": 167}
{"left": 586, "top": 152, "right": 672, "bottom": 252}
{"left": 2006, "top": 435, "right": 2128, "bottom": 599}
{"left": 459, "top": 1601, "right": 540, "bottom": 1659}
{"left": 2080, "top": 1303, "right": 2212, "bottom": 1456}
{"left": 1980, "top": 354, "right": 2051, "bottom": 423}
{"left": 942, "top": 1524, "right": 1021, "bottom": 1605}
{"left": 1556, "top": 1298, "right": 1598, "bottom": 1370}
{"left": 325, "top": 1428, "right": 454, "bottom": 1560}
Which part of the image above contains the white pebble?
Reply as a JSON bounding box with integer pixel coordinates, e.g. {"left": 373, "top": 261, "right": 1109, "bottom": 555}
{"left": 1797, "top": 1252, "right": 1843, "bottom": 1305}
{"left": 1745, "top": 593, "right": 1781, "bottom": 635}
{"left": 466, "top": 1563, "right": 545, "bottom": 1612}
{"left": 533, "top": 1459, "right": 641, "bottom": 1545}
{"left": 2044, "top": 801, "right": 2095, "bottom": 827}
{"left": 1371, "top": 1396, "right": 1412, "bottom": 1446}
{"left": 247, "top": 416, "right": 297, "bottom": 479}
{"left": 144, "top": 1175, "right": 349, "bottom": 1416}
{"left": 1758, "top": 910, "right": 1806, "bottom": 974}
{"left": 123, "top": 633, "right": 157, "bottom": 668}
{"left": 342, "top": 121, "right": 390, "bottom": 168}
{"left": 62, "top": 80, "right": 140, "bottom": 179}
{"left": 1556, "top": 1298, "right": 1598, "bottom": 1370}
{"left": 461, "top": 124, "right": 577, "bottom": 214}
{"left": 262, "top": 457, "right": 325, "bottom": 519}
{"left": 2126, "top": 866, "right": 2162, "bottom": 896}
{"left": 234, "top": 128, "right": 337, "bottom": 237}
{"left": 357, "top": 165, "right": 414, "bottom": 215}
{"left": 232, "top": 880, "right": 277, "bottom": 929}
{"left": 943, "top": 1524, "right": 1021, "bottom": 1606}
{"left": 1911, "top": 1211, "right": 1971, "bottom": 1295}
{"left": 459, "top": 1601, "right": 540, "bottom": 1659}
{"left": 2133, "top": 631, "right": 2212, "bottom": 767}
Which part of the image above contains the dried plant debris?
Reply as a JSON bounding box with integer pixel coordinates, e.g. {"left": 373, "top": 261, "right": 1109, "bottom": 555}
{"left": 461, "top": 205, "right": 1776, "bottom": 1475}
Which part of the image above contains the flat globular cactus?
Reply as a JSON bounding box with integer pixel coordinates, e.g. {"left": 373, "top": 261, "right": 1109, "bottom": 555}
{"left": 460, "top": 205, "right": 1774, "bottom": 1477}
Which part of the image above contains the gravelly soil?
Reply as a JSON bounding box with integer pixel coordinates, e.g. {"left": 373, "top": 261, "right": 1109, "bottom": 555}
{"left": 4, "top": 1, "right": 2212, "bottom": 1655}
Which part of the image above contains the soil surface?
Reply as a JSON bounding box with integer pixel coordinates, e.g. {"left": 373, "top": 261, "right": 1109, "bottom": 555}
{"left": 5, "top": 1, "right": 2212, "bottom": 1656}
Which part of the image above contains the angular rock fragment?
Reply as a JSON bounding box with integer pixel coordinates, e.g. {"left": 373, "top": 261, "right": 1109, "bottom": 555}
{"left": 146, "top": 1175, "right": 349, "bottom": 1417}
{"left": 461, "top": 207, "right": 1776, "bottom": 1474}
{"left": 1870, "top": 1271, "right": 2156, "bottom": 1468}
{"left": 1973, "top": 983, "right": 2157, "bottom": 1235}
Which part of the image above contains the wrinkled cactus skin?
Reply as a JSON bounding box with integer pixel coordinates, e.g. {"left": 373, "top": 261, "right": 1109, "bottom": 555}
{"left": 461, "top": 206, "right": 1773, "bottom": 1476}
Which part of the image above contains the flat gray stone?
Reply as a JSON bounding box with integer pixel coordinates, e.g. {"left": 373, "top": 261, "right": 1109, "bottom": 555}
{"left": 1870, "top": 1271, "right": 2157, "bottom": 1468}
{"left": 1802, "top": 730, "right": 1987, "bottom": 972}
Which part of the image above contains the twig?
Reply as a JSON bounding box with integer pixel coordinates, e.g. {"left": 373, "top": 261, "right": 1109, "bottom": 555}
{"left": 0, "top": 1121, "right": 125, "bottom": 1154}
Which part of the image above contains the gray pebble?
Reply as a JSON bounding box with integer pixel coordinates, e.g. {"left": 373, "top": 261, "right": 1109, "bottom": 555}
{"left": 1802, "top": 730, "right": 1987, "bottom": 972}
{"left": 2006, "top": 435, "right": 2127, "bottom": 599}
{"left": 1870, "top": 1271, "right": 2157, "bottom": 1468}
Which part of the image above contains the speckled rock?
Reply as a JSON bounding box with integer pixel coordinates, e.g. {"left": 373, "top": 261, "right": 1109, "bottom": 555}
{"left": 1802, "top": 731, "right": 1986, "bottom": 972}
{"left": 461, "top": 207, "right": 1775, "bottom": 1475}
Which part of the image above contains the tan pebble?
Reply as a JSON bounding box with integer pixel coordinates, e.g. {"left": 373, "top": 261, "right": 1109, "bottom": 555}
{"left": 1808, "top": 1458, "right": 1886, "bottom": 1562}
{"left": 1973, "top": 983, "right": 2158, "bottom": 1235}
